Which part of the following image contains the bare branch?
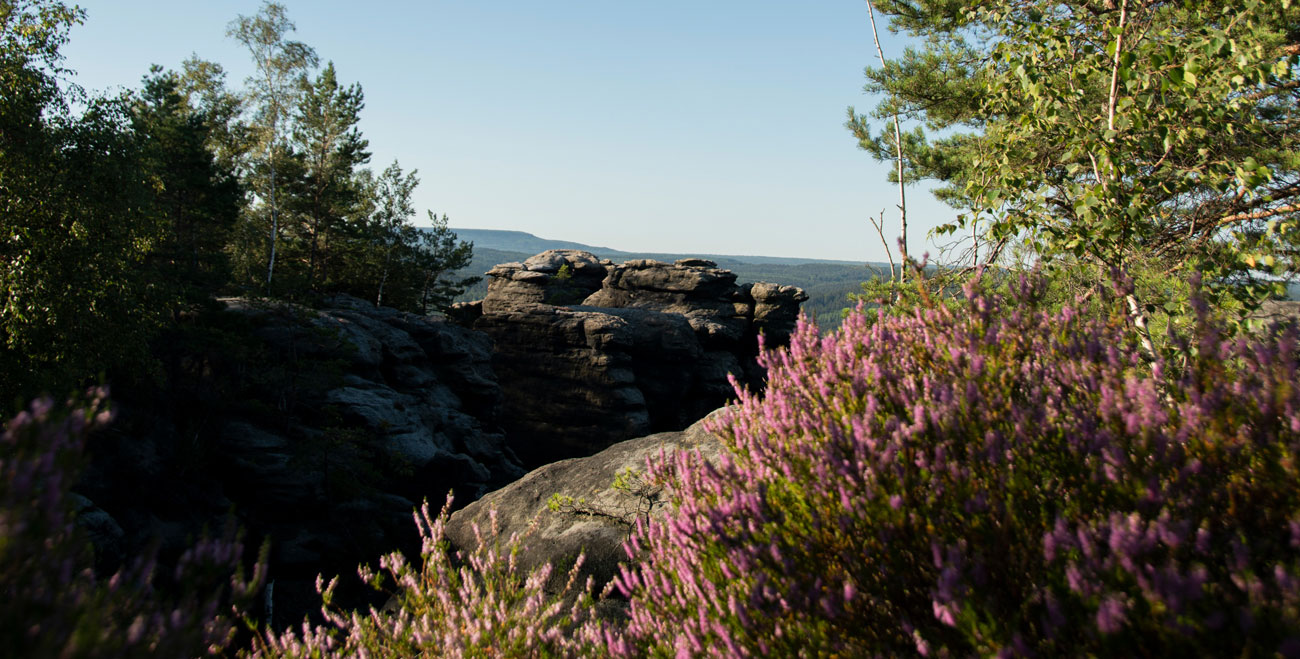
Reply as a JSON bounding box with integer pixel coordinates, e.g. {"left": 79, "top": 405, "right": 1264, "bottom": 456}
{"left": 1215, "top": 202, "right": 1300, "bottom": 228}
{"left": 868, "top": 208, "right": 897, "bottom": 282}
{"left": 866, "top": 0, "right": 908, "bottom": 281}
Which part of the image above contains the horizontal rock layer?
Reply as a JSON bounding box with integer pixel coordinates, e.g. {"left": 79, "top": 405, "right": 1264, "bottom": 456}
{"left": 474, "top": 250, "right": 807, "bottom": 467}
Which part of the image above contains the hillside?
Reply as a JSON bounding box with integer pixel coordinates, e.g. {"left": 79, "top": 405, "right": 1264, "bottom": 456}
{"left": 447, "top": 230, "right": 886, "bottom": 329}
{"left": 450, "top": 228, "right": 865, "bottom": 267}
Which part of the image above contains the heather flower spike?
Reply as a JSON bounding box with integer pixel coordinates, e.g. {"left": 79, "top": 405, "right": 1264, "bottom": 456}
{"left": 1, "top": 389, "right": 265, "bottom": 658}
{"left": 610, "top": 277, "right": 1300, "bottom": 656}
{"left": 246, "top": 495, "right": 602, "bottom": 658}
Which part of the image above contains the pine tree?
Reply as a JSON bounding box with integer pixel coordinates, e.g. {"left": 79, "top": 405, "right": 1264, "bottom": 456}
{"left": 131, "top": 67, "right": 242, "bottom": 310}
{"left": 288, "top": 61, "right": 370, "bottom": 292}
{"left": 847, "top": 0, "right": 1300, "bottom": 307}
{"left": 414, "top": 212, "right": 479, "bottom": 315}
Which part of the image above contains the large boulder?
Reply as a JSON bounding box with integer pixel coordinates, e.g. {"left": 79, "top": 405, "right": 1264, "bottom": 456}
{"left": 473, "top": 250, "right": 805, "bottom": 467}
{"left": 444, "top": 409, "right": 728, "bottom": 599}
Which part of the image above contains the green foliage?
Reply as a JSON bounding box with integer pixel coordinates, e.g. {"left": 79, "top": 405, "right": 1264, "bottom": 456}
{"left": 323, "top": 163, "right": 478, "bottom": 314}
{"left": 411, "top": 211, "right": 479, "bottom": 314}
{"left": 283, "top": 61, "right": 371, "bottom": 293}
{"left": 0, "top": 1, "right": 172, "bottom": 402}
{"left": 227, "top": 1, "right": 319, "bottom": 294}
{"left": 175, "top": 56, "right": 251, "bottom": 177}
{"left": 368, "top": 161, "right": 419, "bottom": 309}
{"left": 131, "top": 66, "right": 243, "bottom": 310}
{"left": 547, "top": 467, "right": 663, "bottom": 529}
{"left": 850, "top": 0, "right": 1300, "bottom": 313}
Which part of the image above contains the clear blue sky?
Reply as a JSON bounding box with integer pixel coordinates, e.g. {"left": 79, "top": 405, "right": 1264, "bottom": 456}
{"left": 62, "top": 1, "right": 956, "bottom": 263}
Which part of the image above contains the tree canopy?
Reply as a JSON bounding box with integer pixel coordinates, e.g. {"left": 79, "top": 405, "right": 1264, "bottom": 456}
{"left": 849, "top": 0, "right": 1300, "bottom": 306}
{"left": 0, "top": 0, "right": 479, "bottom": 404}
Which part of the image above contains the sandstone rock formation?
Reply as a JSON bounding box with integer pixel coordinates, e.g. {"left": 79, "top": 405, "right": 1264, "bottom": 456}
{"left": 472, "top": 250, "right": 806, "bottom": 468}
{"left": 77, "top": 295, "right": 522, "bottom": 627}
{"left": 73, "top": 251, "right": 805, "bottom": 627}
{"left": 444, "top": 408, "right": 728, "bottom": 601}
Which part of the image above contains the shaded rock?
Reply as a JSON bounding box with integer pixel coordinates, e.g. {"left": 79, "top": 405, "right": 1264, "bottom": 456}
{"left": 475, "top": 251, "right": 805, "bottom": 467}
{"left": 82, "top": 294, "right": 522, "bottom": 629}
{"left": 475, "top": 303, "right": 714, "bottom": 467}
{"left": 447, "top": 300, "right": 483, "bottom": 327}
{"left": 221, "top": 297, "right": 524, "bottom": 507}
{"left": 70, "top": 493, "right": 126, "bottom": 575}
{"left": 751, "top": 281, "right": 810, "bottom": 342}
{"left": 220, "top": 422, "right": 320, "bottom": 509}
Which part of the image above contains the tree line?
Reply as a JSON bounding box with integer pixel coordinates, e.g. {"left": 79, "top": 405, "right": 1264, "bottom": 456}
{"left": 0, "top": 1, "right": 477, "bottom": 404}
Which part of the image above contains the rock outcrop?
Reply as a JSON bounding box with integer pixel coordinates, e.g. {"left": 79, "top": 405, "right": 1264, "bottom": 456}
{"left": 72, "top": 250, "right": 806, "bottom": 627}
{"left": 77, "top": 295, "right": 522, "bottom": 627}
{"left": 473, "top": 250, "right": 805, "bottom": 467}
{"left": 216, "top": 296, "right": 522, "bottom": 511}
{"left": 445, "top": 408, "right": 728, "bottom": 599}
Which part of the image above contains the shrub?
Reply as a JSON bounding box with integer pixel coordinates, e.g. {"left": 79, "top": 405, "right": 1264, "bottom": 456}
{"left": 608, "top": 277, "right": 1300, "bottom": 656}
{"left": 0, "top": 389, "right": 265, "bottom": 658}
{"left": 245, "top": 497, "right": 600, "bottom": 658}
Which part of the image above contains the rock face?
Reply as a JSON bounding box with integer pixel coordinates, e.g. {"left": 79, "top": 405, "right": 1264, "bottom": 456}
{"left": 71, "top": 251, "right": 805, "bottom": 627}
{"left": 217, "top": 296, "right": 522, "bottom": 510}
{"left": 444, "top": 409, "right": 728, "bottom": 599}
{"left": 474, "top": 250, "right": 806, "bottom": 467}
{"left": 77, "top": 295, "right": 522, "bottom": 627}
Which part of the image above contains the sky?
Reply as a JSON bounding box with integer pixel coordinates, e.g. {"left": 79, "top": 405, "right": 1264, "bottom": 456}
{"left": 61, "top": 1, "right": 958, "bottom": 263}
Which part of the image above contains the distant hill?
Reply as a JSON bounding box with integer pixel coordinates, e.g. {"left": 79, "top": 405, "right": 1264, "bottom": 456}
{"left": 450, "top": 228, "right": 864, "bottom": 267}
{"left": 449, "top": 229, "right": 620, "bottom": 255}
{"left": 444, "top": 228, "right": 888, "bottom": 329}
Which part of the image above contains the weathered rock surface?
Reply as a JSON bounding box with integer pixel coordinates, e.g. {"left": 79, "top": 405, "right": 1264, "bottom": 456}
{"left": 474, "top": 250, "right": 805, "bottom": 467}
{"left": 72, "top": 250, "right": 806, "bottom": 627}
{"left": 445, "top": 409, "right": 728, "bottom": 598}
{"left": 77, "top": 295, "right": 522, "bottom": 627}
{"left": 224, "top": 295, "right": 521, "bottom": 505}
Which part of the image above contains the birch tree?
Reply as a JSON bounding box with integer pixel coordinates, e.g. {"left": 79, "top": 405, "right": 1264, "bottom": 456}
{"left": 228, "top": 1, "right": 317, "bottom": 295}
{"left": 370, "top": 161, "right": 418, "bottom": 309}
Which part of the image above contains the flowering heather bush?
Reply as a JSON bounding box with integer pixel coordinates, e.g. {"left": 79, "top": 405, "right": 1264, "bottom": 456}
{"left": 609, "top": 278, "right": 1300, "bottom": 656}
{"left": 0, "top": 389, "right": 265, "bottom": 658}
{"left": 245, "top": 497, "right": 600, "bottom": 658}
